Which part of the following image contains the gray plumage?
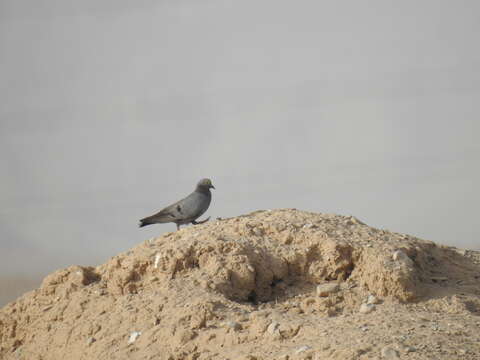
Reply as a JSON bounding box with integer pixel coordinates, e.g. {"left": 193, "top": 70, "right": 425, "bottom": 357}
{"left": 139, "top": 178, "right": 215, "bottom": 230}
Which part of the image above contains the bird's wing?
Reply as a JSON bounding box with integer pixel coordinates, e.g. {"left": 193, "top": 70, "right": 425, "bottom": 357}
{"left": 176, "top": 191, "right": 210, "bottom": 219}
{"left": 151, "top": 191, "right": 203, "bottom": 221}
{"left": 150, "top": 199, "right": 188, "bottom": 222}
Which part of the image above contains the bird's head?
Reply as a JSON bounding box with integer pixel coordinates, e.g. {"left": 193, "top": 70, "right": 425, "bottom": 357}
{"left": 197, "top": 178, "right": 215, "bottom": 190}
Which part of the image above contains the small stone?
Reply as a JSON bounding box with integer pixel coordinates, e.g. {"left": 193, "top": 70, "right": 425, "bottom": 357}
{"left": 154, "top": 253, "right": 161, "bottom": 269}
{"left": 267, "top": 321, "right": 280, "bottom": 334}
{"left": 95, "top": 289, "right": 107, "bottom": 296}
{"left": 316, "top": 283, "right": 340, "bottom": 297}
{"left": 252, "top": 227, "right": 264, "bottom": 236}
{"left": 455, "top": 249, "right": 467, "bottom": 256}
{"left": 295, "top": 345, "right": 312, "bottom": 354}
{"left": 225, "top": 321, "right": 242, "bottom": 331}
{"left": 392, "top": 250, "right": 414, "bottom": 266}
{"left": 381, "top": 346, "right": 399, "bottom": 359}
{"left": 367, "top": 295, "right": 380, "bottom": 304}
{"left": 128, "top": 331, "right": 141, "bottom": 344}
{"left": 404, "top": 346, "right": 416, "bottom": 353}
{"left": 359, "top": 303, "right": 375, "bottom": 314}
{"left": 86, "top": 337, "right": 96, "bottom": 346}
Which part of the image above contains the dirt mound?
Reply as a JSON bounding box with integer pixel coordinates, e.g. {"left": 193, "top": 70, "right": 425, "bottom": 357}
{"left": 1, "top": 209, "right": 479, "bottom": 359}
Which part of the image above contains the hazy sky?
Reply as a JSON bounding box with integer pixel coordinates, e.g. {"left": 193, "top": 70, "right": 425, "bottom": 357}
{"left": 1, "top": 0, "right": 479, "bottom": 283}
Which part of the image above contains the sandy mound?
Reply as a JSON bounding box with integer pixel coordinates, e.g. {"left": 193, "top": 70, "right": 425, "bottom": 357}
{"left": 1, "top": 209, "right": 479, "bottom": 359}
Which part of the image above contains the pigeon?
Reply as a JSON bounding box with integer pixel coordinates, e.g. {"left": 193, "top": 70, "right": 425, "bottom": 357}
{"left": 139, "top": 178, "right": 215, "bottom": 230}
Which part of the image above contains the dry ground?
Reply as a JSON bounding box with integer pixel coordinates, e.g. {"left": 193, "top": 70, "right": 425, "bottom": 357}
{"left": 1, "top": 209, "right": 479, "bottom": 359}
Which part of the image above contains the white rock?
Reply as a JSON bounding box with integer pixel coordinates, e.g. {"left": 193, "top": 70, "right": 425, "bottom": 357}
{"left": 392, "top": 250, "right": 414, "bottom": 266}
{"left": 295, "top": 345, "right": 312, "bottom": 354}
{"left": 154, "top": 253, "right": 161, "bottom": 269}
{"left": 380, "top": 346, "right": 399, "bottom": 359}
{"left": 224, "top": 321, "right": 242, "bottom": 331}
{"left": 128, "top": 331, "right": 141, "bottom": 344}
{"left": 252, "top": 228, "right": 263, "bottom": 236}
{"left": 367, "top": 294, "right": 380, "bottom": 304}
{"left": 359, "top": 303, "right": 375, "bottom": 314}
{"left": 267, "top": 321, "right": 280, "bottom": 334}
{"left": 316, "top": 283, "right": 340, "bottom": 297}
{"left": 455, "top": 248, "right": 467, "bottom": 256}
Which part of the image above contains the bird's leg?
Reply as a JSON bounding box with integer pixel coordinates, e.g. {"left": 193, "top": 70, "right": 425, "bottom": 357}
{"left": 176, "top": 223, "right": 180, "bottom": 231}
{"left": 192, "top": 217, "right": 210, "bottom": 225}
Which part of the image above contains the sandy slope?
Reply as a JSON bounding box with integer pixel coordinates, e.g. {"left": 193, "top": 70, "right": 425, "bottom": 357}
{"left": 1, "top": 209, "right": 479, "bottom": 359}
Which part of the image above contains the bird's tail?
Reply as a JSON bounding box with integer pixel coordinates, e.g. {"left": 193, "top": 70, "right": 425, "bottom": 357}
{"left": 138, "top": 217, "right": 154, "bottom": 228}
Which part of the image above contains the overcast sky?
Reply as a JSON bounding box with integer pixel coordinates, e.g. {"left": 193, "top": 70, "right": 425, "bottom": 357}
{"left": 1, "top": 0, "right": 479, "bottom": 286}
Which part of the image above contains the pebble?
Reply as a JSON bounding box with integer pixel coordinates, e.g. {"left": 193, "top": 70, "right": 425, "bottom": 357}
{"left": 267, "top": 321, "right": 280, "bottom": 334}
{"left": 359, "top": 303, "right": 375, "bottom": 314}
{"left": 392, "top": 250, "right": 414, "bottom": 266}
{"left": 404, "top": 345, "right": 416, "bottom": 353}
{"left": 225, "top": 321, "right": 242, "bottom": 331}
{"left": 86, "top": 337, "right": 96, "bottom": 346}
{"left": 128, "top": 331, "right": 141, "bottom": 344}
{"left": 455, "top": 249, "right": 467, "bottom": 256}
{"left": 154, "top": 253, "right": 161, "bottom": 269}
{"left": 367, "top": 295, "right": 380, "bottom": 305}
{"left": 316, "top": 283, "right": 340, "bottom": 297}
{"left": 295, "top": 345, "right": 312, "bottom": 354}
{"left": 252, "top": 228, "right": 264, "bottom": 236}
{"left": 380, "top": 346, "right": 399, "bottom": 359}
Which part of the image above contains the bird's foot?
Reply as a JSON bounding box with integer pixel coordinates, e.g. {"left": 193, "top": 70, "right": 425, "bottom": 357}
{"left": 192, "top": 217, "right": 210, "bottom": 225}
